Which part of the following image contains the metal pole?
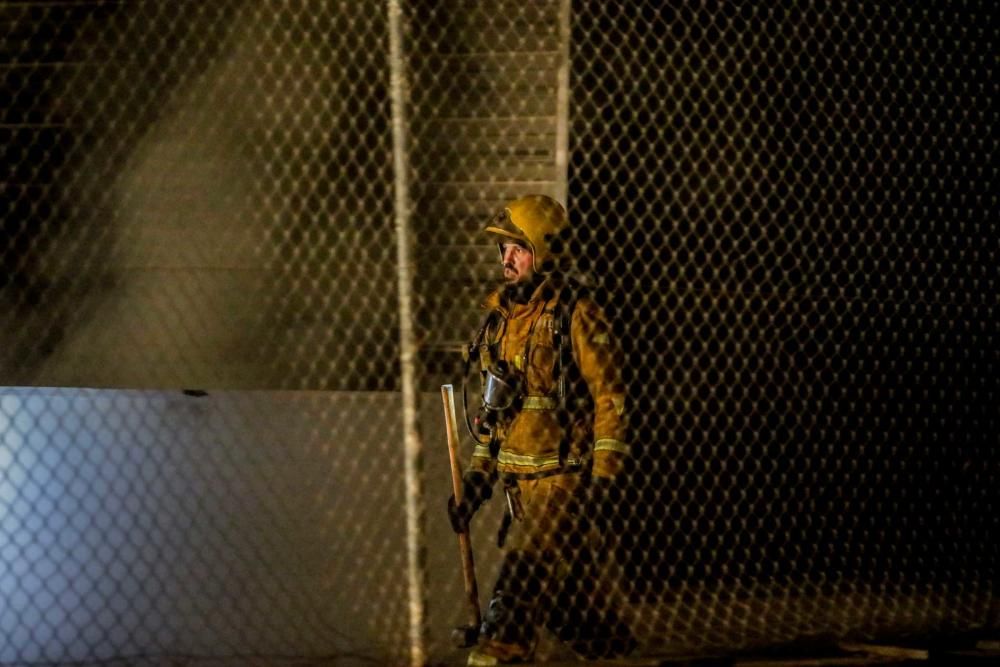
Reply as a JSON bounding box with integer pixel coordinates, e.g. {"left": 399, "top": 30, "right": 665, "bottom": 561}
{"left": 387, "top": 0, "right": 427, "bottom": 664}
{"left": 554, "top": 0, "right": 572, "bottom": 206}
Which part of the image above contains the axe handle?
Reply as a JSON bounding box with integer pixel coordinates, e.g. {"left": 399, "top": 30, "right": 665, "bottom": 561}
{"left": 441, "top": 384, "right": 482, "bottom": 631}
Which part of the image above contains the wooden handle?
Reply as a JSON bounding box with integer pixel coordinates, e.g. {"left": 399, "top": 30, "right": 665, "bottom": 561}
{"left": 442, "top": 384, "right": 465, "bottom": 498}
{"left": 441, "top": 384, "right": 482, "bottom": 631}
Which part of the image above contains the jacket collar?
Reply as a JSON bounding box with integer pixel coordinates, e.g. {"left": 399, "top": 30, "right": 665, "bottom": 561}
{"left": 482, "top": 277, "right": 555, "bottom": 317}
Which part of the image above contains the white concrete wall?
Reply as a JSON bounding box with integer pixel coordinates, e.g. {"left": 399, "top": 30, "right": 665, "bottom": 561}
{"left": 0, "top": 387, "right": 505, "bottom": 664}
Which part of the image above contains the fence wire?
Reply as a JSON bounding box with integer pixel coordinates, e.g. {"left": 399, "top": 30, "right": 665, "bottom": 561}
{"left": 1, "top": 0, "right": 997, "bottom": 665}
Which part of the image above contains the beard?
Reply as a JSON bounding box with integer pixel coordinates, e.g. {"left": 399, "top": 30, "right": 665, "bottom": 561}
{"left": 501, "top": 270, "right": 544, "bottom": 304}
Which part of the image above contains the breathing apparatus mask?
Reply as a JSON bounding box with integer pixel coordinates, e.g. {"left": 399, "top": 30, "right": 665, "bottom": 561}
{"left": 462, "top": 316, "right": 526, "bottom": 449}
{"left": 475, "top": 360, "right": 524, "bottom": 435}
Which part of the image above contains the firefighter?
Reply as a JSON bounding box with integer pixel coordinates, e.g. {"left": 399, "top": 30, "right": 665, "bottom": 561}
{"left": 448, "top": 194, "right": 635, "bottom": 664}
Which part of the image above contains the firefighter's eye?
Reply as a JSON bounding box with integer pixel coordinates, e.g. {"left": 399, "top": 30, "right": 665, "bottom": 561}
{"left": 502, "top": 243, "right": 524, "bottom": 256}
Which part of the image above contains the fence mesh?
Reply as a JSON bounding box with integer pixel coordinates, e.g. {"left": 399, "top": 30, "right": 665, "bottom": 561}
{"left": 1, "top": 0, "right": 997, "bottom": 665}
{"left": 567, "top": 1, "right": 997, "bottom": 657}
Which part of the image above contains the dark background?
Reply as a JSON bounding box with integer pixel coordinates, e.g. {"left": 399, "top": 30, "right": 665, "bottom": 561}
{"left": 569, "top": 0, "right": 997, "bottom": 605}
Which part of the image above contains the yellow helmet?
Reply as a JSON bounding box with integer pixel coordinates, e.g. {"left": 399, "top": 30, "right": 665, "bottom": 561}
{"left": 484, "top": 194, "right": 569, "bottom": 274}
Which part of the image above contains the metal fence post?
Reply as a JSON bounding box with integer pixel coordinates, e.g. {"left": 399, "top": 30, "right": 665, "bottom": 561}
{"left": 388, "top": 0, "right": 428, "bottom": 664}
{"left": 554, "top": 0, "right": 572, "bottom": 206}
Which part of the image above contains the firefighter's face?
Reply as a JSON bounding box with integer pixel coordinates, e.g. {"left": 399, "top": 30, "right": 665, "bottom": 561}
{"left": 501, "top": 241, "right": 534, "bottom": 284}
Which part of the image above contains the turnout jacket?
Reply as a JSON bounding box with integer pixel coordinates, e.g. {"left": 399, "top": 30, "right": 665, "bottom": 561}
{"left": 469, "top": 278, "right": 629, "bottom": 480}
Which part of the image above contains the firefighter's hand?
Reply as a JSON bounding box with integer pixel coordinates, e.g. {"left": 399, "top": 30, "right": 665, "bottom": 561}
{"left": 447, "top": 470, "right": 493, "bottom": 534}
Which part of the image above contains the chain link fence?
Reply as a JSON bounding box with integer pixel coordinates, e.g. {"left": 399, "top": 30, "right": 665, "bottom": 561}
{"left": 568, "top": 1, "right": 996, "bottom": 658}
{"left": 1, "top": 0, "right": 996, "bottom": 665}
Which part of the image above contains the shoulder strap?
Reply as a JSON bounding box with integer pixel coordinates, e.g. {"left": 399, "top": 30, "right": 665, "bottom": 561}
{"left": 462, "top": 308, "right": 505, "bottom": 445}
{"left": 551, "top": 281, "right": 588, "bottom": 387}
{"left": 467, "top": 308, "right": 504, "bottom": 370}
{"left": 551, "top": 282, "right": 590, "bottom": 468}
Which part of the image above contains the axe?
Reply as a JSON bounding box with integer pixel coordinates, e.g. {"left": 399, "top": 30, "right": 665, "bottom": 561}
{"left": 441, "top": 384, "right": 482, "bottom": 648}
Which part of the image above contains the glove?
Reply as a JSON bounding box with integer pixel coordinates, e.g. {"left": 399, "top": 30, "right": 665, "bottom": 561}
{"left": 447, "top": 470, "right": 493, "bottom": 534}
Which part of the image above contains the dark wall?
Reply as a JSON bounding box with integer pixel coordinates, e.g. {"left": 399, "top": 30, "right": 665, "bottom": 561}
{"left": 0, "top": 1, "right": 400, "bottom": 391}
{"left": 1, "top": 1, "right": 114, "bottom": 381}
